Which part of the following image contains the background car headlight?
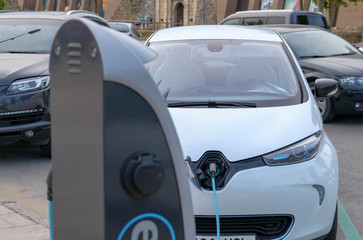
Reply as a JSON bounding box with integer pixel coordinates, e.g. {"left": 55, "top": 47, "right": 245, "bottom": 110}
{"left": 263, "top": 131, "right": 322, "bottom": 166}
{"left": 339, "top": 77, "right": 363, "bottom": 86}
{"left": 6, "top": 76, "right": 50, "bottom": 95}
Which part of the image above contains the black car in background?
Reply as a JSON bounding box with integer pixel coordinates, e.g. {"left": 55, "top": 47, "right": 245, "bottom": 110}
{"left": 261, "top": 25, "right": 363, "bottom": 122}
{"left": 0, "top": 11, "right": 108, "bottom": 157}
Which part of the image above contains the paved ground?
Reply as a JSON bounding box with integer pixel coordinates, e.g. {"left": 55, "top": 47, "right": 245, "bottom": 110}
{"left": 0, "top": 194, "right": 49, "bottom": 240}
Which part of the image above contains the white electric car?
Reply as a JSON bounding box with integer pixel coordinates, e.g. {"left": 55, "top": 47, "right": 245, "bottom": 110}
{"left": 145, "top": 25, "right": 339, "bottom": 240}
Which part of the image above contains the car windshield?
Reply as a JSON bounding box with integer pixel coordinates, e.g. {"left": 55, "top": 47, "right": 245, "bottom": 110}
{"left": 147, "top": 40, "right": 302, "bottom": 107}
{"left": 0, "top": 19, "right": 62, "bottom": 53}
{"left": 281, "top": 30, "right": 360, "bottom": 58}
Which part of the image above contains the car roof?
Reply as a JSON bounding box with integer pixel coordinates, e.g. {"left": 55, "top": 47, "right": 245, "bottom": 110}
{"left": 232, "top": 9, "right": 294, "bottom": 15}
{"left": 107, "top": 21, "right": 132, "bottom": 25}
{"left": 147, "top": 25, "right": 283, "bottom": 43}
{"left": 226, "top": 9, "right": 324, "bottom": 18}
{"left": 258, "top": 24, "right": 327, "bottom": 34}
{"left": 108, "top": 22, "right": 133, "bottom": 26}
{"left": 0, "top": 10, "right": 106, "bottom": 22}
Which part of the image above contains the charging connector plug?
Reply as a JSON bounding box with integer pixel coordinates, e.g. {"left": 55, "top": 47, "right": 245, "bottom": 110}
{"left": 209, "top": 163, "right": 217, "bottom": 179}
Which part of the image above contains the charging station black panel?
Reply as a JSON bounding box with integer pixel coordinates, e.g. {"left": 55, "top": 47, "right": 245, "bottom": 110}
{"left": 103, "top": 82, "right": 185, "bottom": 239}
{"left": 50, "top": 19, "right": 195, "bottom": 240}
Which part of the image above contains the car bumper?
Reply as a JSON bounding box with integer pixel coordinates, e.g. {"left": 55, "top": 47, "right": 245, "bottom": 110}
{"left": 333, "top": 87, "right": 363, "bottom": 114}
{"left": 190, "top": 133, "right": 338, "bottom": 240}
{"left": 0, "top": 121, "right": 50, "bottom": 145}
{"left": 0, "top": 89, "right": 50, "bottom": 145}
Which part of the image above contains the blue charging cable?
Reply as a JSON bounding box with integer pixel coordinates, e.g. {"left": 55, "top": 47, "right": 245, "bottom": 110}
{"left": 209, "top": 163, "right": 220, "bottom": 240}
{"left": 49, "top": 200, "right": 54, "bottom": 240}
{"left": 211, "top": 177, "right": 220, "bottom": 240}
{"left": 46, "top": 171, "right": 54, "bottom": 240}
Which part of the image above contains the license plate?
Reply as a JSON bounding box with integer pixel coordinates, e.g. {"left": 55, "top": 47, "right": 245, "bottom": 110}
{"left": 195, "top": 235, "right": 256, "bottom": 240}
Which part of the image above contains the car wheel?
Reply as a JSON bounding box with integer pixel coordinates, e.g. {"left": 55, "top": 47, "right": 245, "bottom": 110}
{"left": 324, "top": 205, "right": 338, "bottom": 240}
{"left": 309, "top": 82, "right": 336, "bottom": 122}
{"left": 40, "top": 142, "right": 51, "bottom": 158}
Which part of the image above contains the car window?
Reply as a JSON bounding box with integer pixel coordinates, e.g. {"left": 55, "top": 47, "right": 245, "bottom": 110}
{"left": 281, "top": 30, "right": 360, "bottom": 58}
{"left": 293, "top": 14, "right": 328, "bottom": 28}
{"left": 131, "top": 27, "right": 139, "bottom": 37}
{"left": 221, "top": 18, "right": 240, "bottom": 25}
{"left": 296, "top": 15, "right": 309, "bottom": 25}
{"left": 146, "top": 40, "right": 301, "bottom": 107}
{"left": 308, "top": 15, "right": 327, "bottom": 28}
{"left": 110, "top": 23, "right": 129, "bottom": 33}
{"left": 0, "top": 19, "right": 62, "bottom": 53}
{"left": 266, "top": 16, "right": 285, "bottom": 24}
{"left": 87, "top": 17, "right": 109, "bottom": 27}
{"left": 242, "top": 17, "right": 265, "bottom": 25}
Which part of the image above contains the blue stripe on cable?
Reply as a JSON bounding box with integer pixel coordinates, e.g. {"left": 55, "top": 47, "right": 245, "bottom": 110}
{"left": 212, "top": 177, "right": 220, "bottom": 240}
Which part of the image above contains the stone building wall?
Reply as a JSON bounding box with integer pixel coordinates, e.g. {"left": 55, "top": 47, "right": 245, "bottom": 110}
{"left": 5, "top": 0, "right": 20, "bottom": 10}
{"left": 194, "top": 0, "right": 216, "bottom": 25}
{"left": 153, "top": 0, "right": 200, "bottom": 27}
{"left": 187, "top": 0, "right": 199, "bottom": 25}
{"left": 108, "top": 0, "right": 204, "bottom": 27}
{"left": 112, "top": 0, "right": 146, "bottom": 21}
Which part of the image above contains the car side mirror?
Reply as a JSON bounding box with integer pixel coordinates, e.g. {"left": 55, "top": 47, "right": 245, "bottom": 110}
{"left": 314, "top": 78, "right": 338, "bottom": 98}
{"left": 351, "top": 43, "right": 363, "bottom": 52}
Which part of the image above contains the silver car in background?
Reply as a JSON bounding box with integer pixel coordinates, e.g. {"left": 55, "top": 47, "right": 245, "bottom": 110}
{"left": 108, "top": 22, "right": 140, "bottom": 41}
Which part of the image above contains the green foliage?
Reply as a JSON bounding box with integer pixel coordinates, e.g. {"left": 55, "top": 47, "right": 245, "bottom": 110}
{"left": 0, "top": 0, "right": 6, "bottom": 10}
{"left": 313, "top": 0, "right": 362, "bottom": 9}
{"left": 312, "top": 0, "right": 362, "bottom": 26}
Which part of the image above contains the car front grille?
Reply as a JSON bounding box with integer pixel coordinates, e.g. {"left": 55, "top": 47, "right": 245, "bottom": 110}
{"left": 195, "top": 215, "right": 294, "bottom": 240}
{"left": 0, "top": 109, "right": 44, "bottom": 127}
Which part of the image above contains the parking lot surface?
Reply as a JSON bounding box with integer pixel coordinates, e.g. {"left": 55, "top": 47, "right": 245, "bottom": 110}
{"left": 325, "top": 115, "right": 363, "bottom": 239}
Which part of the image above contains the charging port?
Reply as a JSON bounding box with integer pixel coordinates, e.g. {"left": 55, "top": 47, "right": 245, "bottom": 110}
{"left": 195, "top": 151, "right": 229, "bottom": 190}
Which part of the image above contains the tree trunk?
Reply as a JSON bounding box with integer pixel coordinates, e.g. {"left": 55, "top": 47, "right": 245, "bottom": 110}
{"left": 317, "top": 0, "right": 324, "bottom": 12}
{"left": 328, "top": 2, "right": 334, "bottom": 26}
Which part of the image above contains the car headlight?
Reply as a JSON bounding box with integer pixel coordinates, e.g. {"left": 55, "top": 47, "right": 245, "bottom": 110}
{"left": 263, "top": 131, "right": 322, "bottom": 166}
{"left": 339, "top": 77, "right": 363, "bottom": 86}
{"left": 6, "top": 76, "right": 50, "bottom": 95}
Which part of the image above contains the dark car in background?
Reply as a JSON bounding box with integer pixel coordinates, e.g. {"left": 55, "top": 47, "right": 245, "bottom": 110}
{"left": 0, "top": 11, "right": 108, "bottom": 157}
{"left": 260, "top": 25, "right": 363, "bottom": 122}
{"left": 108, "top": 22, "right": 140, "bottom": 41}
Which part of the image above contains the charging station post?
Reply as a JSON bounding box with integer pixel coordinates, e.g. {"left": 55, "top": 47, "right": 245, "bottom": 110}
{"left": 49, "top": 18, "right": 195, "bottom": 240}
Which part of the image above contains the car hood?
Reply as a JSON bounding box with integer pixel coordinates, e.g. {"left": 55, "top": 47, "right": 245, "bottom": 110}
{"left": 299, "top": 54, "right": 363, "bottom": 77}
{"left": 169, "top": 101, "right": 322, "bottom": 162}
{"left": 0, "top": 54, "right": 49, "bottom": 85}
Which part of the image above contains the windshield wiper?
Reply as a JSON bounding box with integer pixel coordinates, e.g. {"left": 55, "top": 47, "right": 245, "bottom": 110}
{"left": 300, "top": 55, "right": 327, "bottom": 59}
{"left": 167, "top": 101, "right": 257, "bottom": 108}
{"left": 0, "top": 29, "right": 41, "bottom": 44}
{"left": 326, "top": 53, "right": 358, "bottom": 57}
{"left": 7, "top": 51, "right": 39, "bottom": 54}
{"left": 300, "top": 52, "right": 357, "bottom": 59}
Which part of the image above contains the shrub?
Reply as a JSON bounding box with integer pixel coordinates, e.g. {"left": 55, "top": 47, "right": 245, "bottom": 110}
{"left": 0, "top": 0, "right": 6, "bottom": 10}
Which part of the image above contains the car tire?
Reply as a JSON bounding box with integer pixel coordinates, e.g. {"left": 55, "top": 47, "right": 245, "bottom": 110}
{"left": 40, "top": 142, "right": 51, "bottom": 158}
{"left": 309, "top": 82, "right": 336, "bottom": 122}
{"left": 324, "top": 204, "right": 338, "bottom": 240}
{"left": 320, "top": 97, "right": 336, "bottom": 122}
